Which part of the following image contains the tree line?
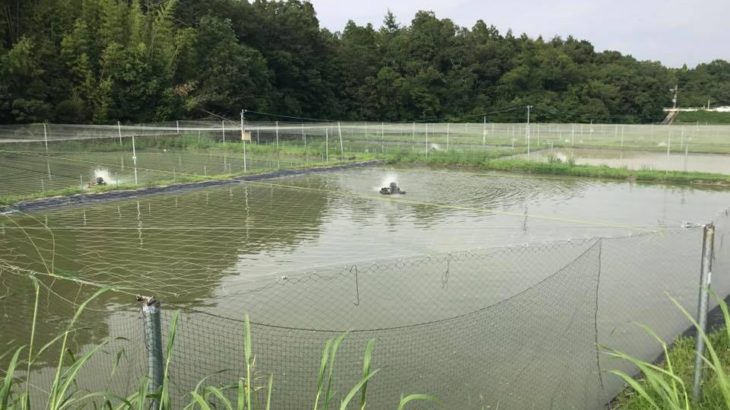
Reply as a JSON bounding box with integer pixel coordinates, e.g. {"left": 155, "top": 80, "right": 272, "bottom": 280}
{"left": 1, "top": 0, "right": 728, "bottom": 124}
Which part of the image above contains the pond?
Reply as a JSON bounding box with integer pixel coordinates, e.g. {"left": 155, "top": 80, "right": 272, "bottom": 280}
{"left": 2, "top": 166, "right": 730, "bottom": 407}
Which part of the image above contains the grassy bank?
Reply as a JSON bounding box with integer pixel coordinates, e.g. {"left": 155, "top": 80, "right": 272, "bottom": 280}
{"left": 676, "top": 111, "right": 730, "bottom": 125}
{"left": 615, "top": 328, "right": 730, "bottom": 409}
{"left": 610, "top": 293, "right": 730, "bottom": 410}
{"left": 386, "top": 150, "right": 730, "bottom": 187}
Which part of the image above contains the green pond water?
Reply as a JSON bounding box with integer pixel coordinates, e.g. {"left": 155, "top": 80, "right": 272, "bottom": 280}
{"left": 2, "top": 166, "right": 730, "bottom": 407}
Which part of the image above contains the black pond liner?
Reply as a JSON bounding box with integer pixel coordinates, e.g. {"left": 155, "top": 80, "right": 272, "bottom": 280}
{"left": 2, "top": 160, "right": 383, "bottom": 214}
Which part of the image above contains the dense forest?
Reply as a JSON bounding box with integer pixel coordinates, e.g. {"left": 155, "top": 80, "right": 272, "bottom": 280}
{"left": 1, "top": 0, "right": 728, "bottom": 124}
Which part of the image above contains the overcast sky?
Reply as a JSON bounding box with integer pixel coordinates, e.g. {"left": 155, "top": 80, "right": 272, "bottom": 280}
{"left": 309, "top": 0, "right": 729, "bottom": 68}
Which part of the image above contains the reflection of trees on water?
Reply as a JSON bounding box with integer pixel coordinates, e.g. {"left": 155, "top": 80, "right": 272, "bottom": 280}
{"left": 0, "top": 179, "right": 333, "bottom": 367}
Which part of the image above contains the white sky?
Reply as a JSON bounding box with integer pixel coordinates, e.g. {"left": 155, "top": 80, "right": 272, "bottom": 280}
{"left": 309, "top": 0, "right": 729, "bottom": 67}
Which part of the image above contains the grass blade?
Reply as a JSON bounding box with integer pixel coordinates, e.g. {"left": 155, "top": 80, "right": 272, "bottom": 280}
{"left": 396, "top": 394, "right": 437, "bottom": 410}
{"left": 339, "top": 369, "right": 380, "bottom": 410}
{"left": 359, "top": 339, "right": 376, "bottom": 410}
{"left": 1, "top": 346, "right": 25, "bottom": 408}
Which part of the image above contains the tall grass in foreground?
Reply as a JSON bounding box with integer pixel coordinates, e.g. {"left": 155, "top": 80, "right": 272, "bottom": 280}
{"left": 611, "top": 293, "right": 730, "bottom": 409}
{"left": 0, "top": 286, "right": 434, "bottom": 409}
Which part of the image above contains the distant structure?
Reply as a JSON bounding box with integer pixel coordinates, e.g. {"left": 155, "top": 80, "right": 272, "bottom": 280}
{"left": 662, "top": 85, "right": 729, "bottom": 124}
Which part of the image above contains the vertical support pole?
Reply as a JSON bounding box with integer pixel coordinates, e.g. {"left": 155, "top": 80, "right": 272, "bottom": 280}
{"left": 337, "top": 121, "right": 344, "bottom": 160}
{"left": 43, "top": 122, "right": 49, "bottom": 153}
{"left": 325, "top": 128, "right": 329, "bottom": 162}
{"left": 381, "top": 122, "right": 385, "bottom": 153}
{"left": 118, "top": 121, "right": 123, "bottom": 145}
{"left": 589, "top": 120, "right": 593, "bottom": 142}
{"left": 526, "top": 105, "right": 532, "bottom": 158}
{"left": 275, "top": 121, "right": 280, "bottom": 168}
{"left": 681, "top": 127, "right": 685, "bottom": 150}
{"left": 667, "top": 133, "right": 672, "bottom": 159}
{"left": 176, "top": 120, "right": 180, "bottom": 135}
{"left": 425, "top": 123, "right": 429, "bottom": 157}
{"left": 222, "top": 120, "right": 226, "bottom": 143}
{"left": 482, "top": 115, "right": 486, "bottom": 146}
{"left": 132, "top": 134, "right": 138, "bottom": 185}
{"left": 139, "top": 296, "right": 164, "bottom": 408}
{"left": 275, "top": 121, "right": 279, "bottom": 149}
{"left": 571, "top": 123, "right": 575, "bottom": 146}
{"left": 693, "top": 223, "right": 715, "bottom": 402}
{"left": 241, "top": 110, "right": 247, "bottom": 172}
{"left": 301, "top": 123, "right": 307, "bottom": 164}
{"left": 620, "top": 126, "right": 625, "bottom": 160}
{"left": 412, "top": 122, "right": 416, "bottom": 153}
{"left": 446, "top": 123, "right": 450, "bottom": 151}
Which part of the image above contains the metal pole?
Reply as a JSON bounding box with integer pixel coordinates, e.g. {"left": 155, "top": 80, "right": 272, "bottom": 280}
{"left": 446, "top": 123, "right": 450, "bottom": 151}
{"left": 325, "top": 128, "right": 329, "bottom": 162}
{"left": 176, "top": 120, "right": 180, "bottom": 135}
{"left": 275, "top": 121, "right": 280, "bottom": 168}
{"left": 425, "top": 123, "right": 429, "bottom": 157}
{"left": 43, "top": 123, "right": 48, "bottom": 153}
{"left": 222, "top": 120, "right": 226, "bottom": 143}
{"left": 526, "top": 106, "right": 532, "bottom": 158}
{"left": 571, "top": 123, "right": 575, "bottom": 146}
{"left": 667, "top": 133, "right": 671, "bottom": 159}
{"left": 693, "top": 223, "right": 715, "bottom": 402}
{"left": 139, "top": 296, "right": 164, "bottom": 408}
{"left": 337, "top": 122, "right": 344, "bottom": 160}
{"left": 482, "top": 115, "right": 486, "bottom": 146}
{"left": 275, "top": 121, "right": 279, "bottom": 149}
{"left": 301, "top": 123, "right": 306, "bottom": 164}
{"left": 241, "top": 110, "right": 247, "bottom": 172}
{"left": 132, "top": 135, "right": 138, "bottom": 185}
{"left": 118, "top": 121, "right": 123, "bottom": 145}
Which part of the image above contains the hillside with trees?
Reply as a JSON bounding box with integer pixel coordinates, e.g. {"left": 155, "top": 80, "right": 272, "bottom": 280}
{"left": 1, "top": 0, "right": 728, "bottom": 124}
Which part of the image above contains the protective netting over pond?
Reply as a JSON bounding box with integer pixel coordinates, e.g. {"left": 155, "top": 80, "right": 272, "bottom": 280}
{"left": 2, "top": 211, "right": 730, "bottom": 408}
{"left": 2, "top": 120, "right": 730, "bottom": 199}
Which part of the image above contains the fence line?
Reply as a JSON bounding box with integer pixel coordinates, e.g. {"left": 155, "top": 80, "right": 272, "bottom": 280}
{"left": 2, "top": 214, "right": 729, "bottom": 407}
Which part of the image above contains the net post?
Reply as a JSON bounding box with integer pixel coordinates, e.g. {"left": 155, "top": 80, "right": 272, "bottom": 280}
{"left": 43, "top": 122, "right": 48, "bottom": 153}
{"left": 138, "top": 295, "right": 164, "bottom": 407}
{"left": 446, "top": 122, "right": 450, "bottom": 151}
{"left": 337, "top": 121, "right": 344, "bottom": 160}
{"left": 693, "top": 223, "right": 715, "bottom": 402}
{"left": 132, "top": 134, "right": 138, "bottom": 185}
{"left": 275, "top": 121, "right": 280, "bottom": 168}
{"left": 241, "top": 109, "right": 247, "bottom": 172}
